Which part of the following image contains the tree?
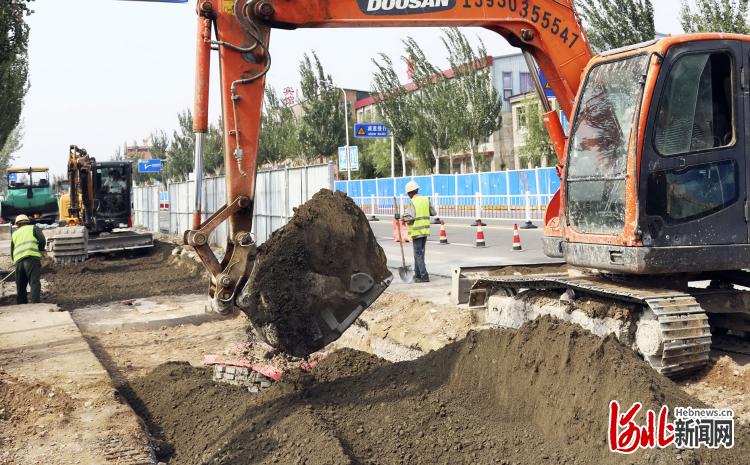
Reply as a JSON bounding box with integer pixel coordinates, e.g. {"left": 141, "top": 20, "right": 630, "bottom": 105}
{"left": 404, "top": 37, "right": 454, "bottom": 174}
{"left": 204, "top": 119, "right": 225, "bottom": 176}
{"left": 259, "top": 88, "right": 302, "bottom": 167}
{"left": 298, "top": 52, "right": 346, "bottom": 161}
{"left": 442, "top": 28, "right": 503, "bottom": 173}
{"left": 518, "top": 95, "right": 555, "bottom": 168}
{"left": 371, "top": 53, "right": 414, "bottom": 177}
{"left": 0, "top": 1, "right": 33, "bottom": 151}
{"left": 0, "top": 123, "right": 23, "bottom": 192}
{"left": 680, "top": 0, "right": 750, "bottom": 33}
{"left": 578, "top": 0, "right": 655, "bottom": 51}
{"left": 165, "top": 110, "right": 195, "bottom": 182}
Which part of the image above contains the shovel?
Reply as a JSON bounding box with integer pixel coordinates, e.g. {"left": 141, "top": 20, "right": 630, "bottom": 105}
{"left": 394, "top": 196, "right": 414, "bottom": 283}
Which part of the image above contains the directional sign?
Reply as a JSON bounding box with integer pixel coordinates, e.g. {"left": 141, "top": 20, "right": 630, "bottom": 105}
{"left": 138, "top": 159, "right": 162, "bottom": 173}
{"left": 338, "top": 146, "right": 359, "bottom": 172}
{"left": 7, "top": 173, "right": 16, "bottom": 183}
{"left": 354, "top": 123, "right": 389, "bottom": 138}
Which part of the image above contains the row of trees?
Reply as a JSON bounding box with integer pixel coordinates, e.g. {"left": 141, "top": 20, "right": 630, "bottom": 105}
{"left": 258, "top": 28, "right": 502, "bottom": 177}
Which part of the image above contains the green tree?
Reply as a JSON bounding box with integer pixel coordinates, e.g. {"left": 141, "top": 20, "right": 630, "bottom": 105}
{"left": 357, "top": 138, "right": 391, "bottom": 179}
{"left": 442, "top": 28, "right": 502, "bottom": 173}
{"left": 0, "top": 1, "right": 33, "bottom": 151}
{"left": 0, "top": 123, "right": 23, "bottom": 192}
{"left": 404, "top": 37, "right": 454, "bottom": 174}
{"left": 680, "top": 0, "right": 750, "bottom": 33}
{"left": 578, "top": 0, "right": 655, "bottom": 51}
{"left": 259, "top": 88, "right": 302, "bottom": 167}
{"left": 518, "top": 96, "right": 555, "bottom": 168}
{"left": 371, "top": 53, "right": 413, "bottom": 177}
{"left": 204, "top": 119, "right": 224, "bottom": 176}
{"left": 298, "top": 52, "right": 346, "bottom": 161}
{"left": 165, "top": 110, "right": 195, "bottom": 182}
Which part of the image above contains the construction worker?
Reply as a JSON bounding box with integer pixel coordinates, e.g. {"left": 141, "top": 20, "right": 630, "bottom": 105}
{"left": 11, "top": 214, "right": 46, "bottom": 304}
{"left": 401, "top": 181, "right": 436, "bottom": 283}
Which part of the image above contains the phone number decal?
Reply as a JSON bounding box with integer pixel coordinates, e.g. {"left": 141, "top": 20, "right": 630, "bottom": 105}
{"left": 462, "top": 0, "right": 580, "bottom": 48}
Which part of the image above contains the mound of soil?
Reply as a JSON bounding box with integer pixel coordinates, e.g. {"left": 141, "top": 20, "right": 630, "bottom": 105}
{"left": 245, "top": 189, "right": 389, "bottom": 357}
{"left": 122, "top": 317, "right": 749, "bottom": 465}
{"left": 42, "top": 240, "right": 207, "bottom": 309}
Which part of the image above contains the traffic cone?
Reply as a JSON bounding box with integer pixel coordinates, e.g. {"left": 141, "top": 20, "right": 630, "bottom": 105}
{"left": 475, "top": 223, "right": 486, "bottom": 247}
{"left": 512, "top": 224, "right": 523, "bottom": 251}
{"left": 439, "top": 220, "right": 448, "bottom": 245}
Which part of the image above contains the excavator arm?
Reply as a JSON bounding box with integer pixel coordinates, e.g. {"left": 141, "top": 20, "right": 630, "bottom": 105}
{"left": 185, "top": 0, "right": 593, "bottom": 349}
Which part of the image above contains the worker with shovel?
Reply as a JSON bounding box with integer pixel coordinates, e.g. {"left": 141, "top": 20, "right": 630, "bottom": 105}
{"left": 400, "top": 181, "right": 436, "bottom": 283}
{"left": 11, "top": 214, "right": 46, "bottom": 304}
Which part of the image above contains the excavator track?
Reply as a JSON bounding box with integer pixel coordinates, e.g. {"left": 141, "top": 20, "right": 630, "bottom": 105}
{"left": 469, "top": 272, "right": 717, "bottom": 378}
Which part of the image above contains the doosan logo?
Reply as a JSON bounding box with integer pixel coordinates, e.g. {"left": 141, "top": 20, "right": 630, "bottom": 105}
{"left": 357, "top": 0, "right": 455, "bottom": 15}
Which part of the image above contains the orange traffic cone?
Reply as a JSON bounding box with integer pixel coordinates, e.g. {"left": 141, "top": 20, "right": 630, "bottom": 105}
{"left": 439, "top": 220, "right": 448, "bottom": 245}
{"left": 475, "top": 223, "right": 486, "bottom": 247}
{"left": 512, "top": 224, "right": 523, "bottom": 251}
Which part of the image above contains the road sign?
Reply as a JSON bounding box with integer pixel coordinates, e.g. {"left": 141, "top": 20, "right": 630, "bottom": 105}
{"left": 354, "top": 123, "right": 389, "bottom": 138}
{"left": 538, "top": 71, "right": 555, "bottom": 98}
{"left": 8, "top": 173, "right": 16, "bottom": 183}
{"left": 138, "top": 159, "right": 162, "bottom": 173}
{"left": 338, "top": 146, "right": 359, "bottom": 172}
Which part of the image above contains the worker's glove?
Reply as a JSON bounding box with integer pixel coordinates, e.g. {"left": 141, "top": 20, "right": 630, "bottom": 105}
{"left": 394, "top": 213, "right": 401, "bottom": 220}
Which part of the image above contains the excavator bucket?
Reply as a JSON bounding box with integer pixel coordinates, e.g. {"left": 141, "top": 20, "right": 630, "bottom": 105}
{"left": 237, "top": 190, "right": 392, "bottom": 357}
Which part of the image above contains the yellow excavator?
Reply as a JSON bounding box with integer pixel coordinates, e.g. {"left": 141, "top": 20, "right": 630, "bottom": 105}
{"left": 49, "top": 145, "right": 153, "bottom": 264}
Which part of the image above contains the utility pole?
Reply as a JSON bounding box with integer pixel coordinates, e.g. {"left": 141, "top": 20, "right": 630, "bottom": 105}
{"left": 339, "top": 88, "right": 351, "bottom": 181}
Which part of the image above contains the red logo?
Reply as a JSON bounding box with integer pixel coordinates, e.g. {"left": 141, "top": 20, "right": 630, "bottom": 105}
{"left": 608, "top": 401, "right": 675, "bottom": 454}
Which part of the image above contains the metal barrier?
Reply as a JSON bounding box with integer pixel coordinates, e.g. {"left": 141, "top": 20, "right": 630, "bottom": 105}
{"left": 133, "top": 163, "right": 335, "bottom": 247}
{"left": 352, "top": 193, "right": 554, "bottom": 222}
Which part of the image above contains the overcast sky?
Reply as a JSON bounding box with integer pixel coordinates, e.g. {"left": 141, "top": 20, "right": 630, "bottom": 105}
{"left": 16, "top": 0, "right": 685, "bottom": 175}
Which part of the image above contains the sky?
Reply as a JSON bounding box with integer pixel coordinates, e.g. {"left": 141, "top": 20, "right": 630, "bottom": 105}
{"left": 15, "top": 0, "right": 685, "bottom": 175}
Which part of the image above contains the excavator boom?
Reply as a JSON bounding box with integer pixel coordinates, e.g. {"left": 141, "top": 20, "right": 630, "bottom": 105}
{"left": 185, "top": 0, "right": 593, "bottom": 354}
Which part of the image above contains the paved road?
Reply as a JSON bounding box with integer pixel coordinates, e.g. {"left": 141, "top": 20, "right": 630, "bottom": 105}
{"left": 370, "top": 218, "right": 558, "bottom": 277}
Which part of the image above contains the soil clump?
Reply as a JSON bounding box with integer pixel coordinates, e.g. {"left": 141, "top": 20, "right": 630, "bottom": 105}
{"left": 244, "top": 189, "right": 389, "bottom": 357}
{"left": 122, "top": 316, "right": 748, "bottom": 465}
{"left": 36, "top": 240, "right": 206, "bottom": 309}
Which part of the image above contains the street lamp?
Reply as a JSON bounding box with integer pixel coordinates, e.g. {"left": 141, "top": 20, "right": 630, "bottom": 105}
{"left": 339, "top": 88, "right": 351, "bottom": 181}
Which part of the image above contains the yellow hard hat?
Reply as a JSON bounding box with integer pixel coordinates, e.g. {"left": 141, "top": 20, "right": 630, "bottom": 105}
{"left": 15, "top": 214, "right": 30, "bottom": 225}
{"left": 405, "top": 181, "right": 420, "bottom": 193}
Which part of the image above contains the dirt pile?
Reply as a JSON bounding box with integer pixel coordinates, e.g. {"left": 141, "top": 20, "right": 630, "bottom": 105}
{"left": 122, "top": 316, "right": 748, "bottom": 465}
{"left": 244, "top": 189, "right": 390, "bottom": 357}
{"left": 38, "top": 240, "right": 207, "bottom": 309}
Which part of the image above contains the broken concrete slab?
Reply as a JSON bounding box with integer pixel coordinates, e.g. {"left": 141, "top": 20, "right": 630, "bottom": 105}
{"left": 72, "top": 293, "right": 233, "bottom": 332}
{"left": 0, "top": 303, "right": 153, "bottom": 465}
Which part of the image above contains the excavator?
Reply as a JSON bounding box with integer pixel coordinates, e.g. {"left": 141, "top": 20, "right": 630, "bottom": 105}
{"left": 137, "top": 0, "right": 750, "bottom": 377}
{"left": 48, "top": 145, "right": 154, "bottom": 264}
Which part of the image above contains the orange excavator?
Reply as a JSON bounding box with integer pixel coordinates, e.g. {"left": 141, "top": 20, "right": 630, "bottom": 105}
{"left": 176, "top": 0, "right": 750, "bottom": 376}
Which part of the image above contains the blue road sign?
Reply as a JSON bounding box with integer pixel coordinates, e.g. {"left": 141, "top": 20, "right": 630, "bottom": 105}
{"left": 354, "top": 123, "right": 389, "bottom": 138}
{"left": 538, "top": 71, "right": 555, "bottom": 98}
{"left": 138, "top": 159, "right": 162, "bottom": 173}
{"left": 338, "top": 146, "right": 359, "bottom": 172}
{"left": 8, "top": 173, "right": 16, "bottom": 183}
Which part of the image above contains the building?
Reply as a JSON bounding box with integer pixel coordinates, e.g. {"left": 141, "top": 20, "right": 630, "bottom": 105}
{"left": 123, "top": 136, "right": 154, "bottom": 160}
{"left": 353, "top": 52, "right": 543, "bottom": 174}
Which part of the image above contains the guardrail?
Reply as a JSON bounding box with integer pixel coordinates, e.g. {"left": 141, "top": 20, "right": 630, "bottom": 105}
{"left": 350, "top": 193, "right": 554, "bottom": 222}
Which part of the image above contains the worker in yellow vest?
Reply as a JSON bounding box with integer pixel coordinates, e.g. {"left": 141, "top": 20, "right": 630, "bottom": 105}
{"left": 11, "top": 215, "right": 46, "bottom": 304}
{"left": 401, "top": 181, "right": 436, "bottom": 283}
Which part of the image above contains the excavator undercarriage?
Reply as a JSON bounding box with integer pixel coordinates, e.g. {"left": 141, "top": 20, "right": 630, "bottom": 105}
{"left": 466, "top": 263, "right": 750, "bottom": 378}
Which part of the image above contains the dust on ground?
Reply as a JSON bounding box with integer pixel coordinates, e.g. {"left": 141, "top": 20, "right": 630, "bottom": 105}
{"left": 245, "top": 189, "right": 389, "bottom": 357}
{"left": 33, "top": 240, "right": 207, "bottom": 309}
{"left": 119, "top": 317, "right": 749, "bottom": 465}
{"left": 680, "top": 352, "right": 750, "bottom": 423}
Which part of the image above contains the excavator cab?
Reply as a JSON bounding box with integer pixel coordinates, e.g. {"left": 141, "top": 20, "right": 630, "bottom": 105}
{"left": 554, "top": 35, "right": 750, "bottom": 275}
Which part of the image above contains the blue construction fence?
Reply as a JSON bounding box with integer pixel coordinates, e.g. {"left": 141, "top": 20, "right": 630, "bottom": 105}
{"left": 335, "top": 167, "right": 560, "bottom": 207}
